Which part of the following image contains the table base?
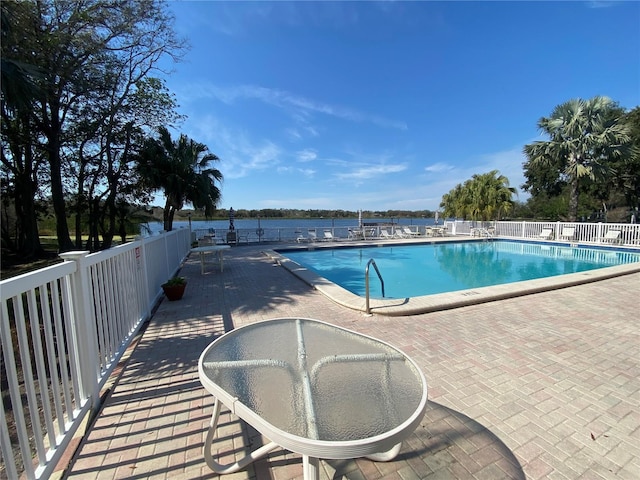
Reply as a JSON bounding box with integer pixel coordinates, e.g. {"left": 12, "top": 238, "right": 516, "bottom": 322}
{"left": 203, "top": 398, "right": 403, "bottom": 480}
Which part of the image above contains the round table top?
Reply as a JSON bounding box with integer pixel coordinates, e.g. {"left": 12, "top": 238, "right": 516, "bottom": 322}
{"left": 198, "top": 317, "right": 427, "bottom": 459}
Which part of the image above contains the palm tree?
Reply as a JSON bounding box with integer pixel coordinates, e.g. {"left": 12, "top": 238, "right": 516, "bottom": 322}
{"left": 440, "top": 170, "right": 515, "bottom": 221}
{"left": 523, "top": 96, "right": 631, "bottom": 221}
{"left": 137, "top": 127, "right": 223, "bottom": 231}
{"left": 470, "top": 171, "right": 516, "bottom": 221}
{"left": 440, "top": 183, "right": 469, "bottom": 219}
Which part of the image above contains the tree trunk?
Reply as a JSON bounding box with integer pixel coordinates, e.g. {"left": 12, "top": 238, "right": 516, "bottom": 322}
{"left": 46, "top": 113, "right": 74, "bottom": 252}
{"left": 163, "top": 193, "right": 181, "bottom": 232}
{"left": 163, "top": 198, "right": 172, "bottom": 231}
{"left": 601, "top": 201, "right": 608, "bottom": 223}
{"left": 1, "top": 111, "right": 44, "bottom": 258}
{"left": 568, "top": 178, "right": 579, "bottom": 222}
{"left": 15, "top": 176, "right": 44, "bottom": 259}
{"left": 101, "top": 194, "right": 116, "bottom": 249}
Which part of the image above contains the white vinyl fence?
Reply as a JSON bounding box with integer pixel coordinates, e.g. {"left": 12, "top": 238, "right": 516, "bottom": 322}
{"left": 194, "top": 221, "right": 640, "bottom": 246}
{"left": 444, "top": 220, "right": 640, "bottom": 246}
{"left": 0, "top": 228, "right": 191, "bottom": 480}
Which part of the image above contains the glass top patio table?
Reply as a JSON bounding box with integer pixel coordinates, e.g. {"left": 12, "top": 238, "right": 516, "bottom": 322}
{"left": 190, "top": 244, "right": 230, "bottom": 274}
{"left": 198, "top": 317, "right": 427, "bottom": 478}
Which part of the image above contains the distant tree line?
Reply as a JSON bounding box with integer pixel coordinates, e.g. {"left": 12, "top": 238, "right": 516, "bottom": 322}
{"left": 183, "top": 208, "right": 436, "bottom": 220}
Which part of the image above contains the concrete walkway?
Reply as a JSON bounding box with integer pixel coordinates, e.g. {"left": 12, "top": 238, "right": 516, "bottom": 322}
{"left": 62, "top": 244, "right": 639, "bottom": 480}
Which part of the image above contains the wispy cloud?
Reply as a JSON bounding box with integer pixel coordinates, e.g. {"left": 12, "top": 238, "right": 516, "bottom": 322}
{"left": 296, "top": 149, "right": 318, "bottom": 162}
{"left": 187, "top": 2, "right": 363, "bottom": 37}
{"left": 424, "top": 162, "right": 455, "bottom": 173}
{"left": 180, "top": 83, "right": 407, "bottom": 131}
{"left": 277, "top": 165, "right": 316, "bottom": 178}
{"left": 188, "top": 115, "right": 282, "bottom": 179}
{"left": 335, "top": 163, "right": 408, "bottom": 181}
{"left": 587, "top": 1, "right": 621, "bottom": 9}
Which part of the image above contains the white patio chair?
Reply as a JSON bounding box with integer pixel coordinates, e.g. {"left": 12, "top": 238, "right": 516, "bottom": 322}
{"left": 403, "top": 227, "right": 420, "bottom": 237}
{"left": 323, "top": 230, "right": 337, "bottom": 241}
{"left": 379, "top": 228, "right": 394, "bottom": 240}
{"left": 560, "top": 227, "right": 575, "bottom": 241}
{"left": 601, "top": 229, "right": 621, "bottom": 244}
{"left": 538, "top": 228, "right": 553, "bottom": 240}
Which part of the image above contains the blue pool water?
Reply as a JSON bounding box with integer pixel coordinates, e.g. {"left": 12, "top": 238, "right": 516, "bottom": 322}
{"left": 279, "top": 241, "right": 640, "bottom": 299}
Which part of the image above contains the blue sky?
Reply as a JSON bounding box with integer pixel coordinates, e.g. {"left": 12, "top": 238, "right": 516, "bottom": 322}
{"left": 157, "top": 1, "right": 640, "bottom": 212}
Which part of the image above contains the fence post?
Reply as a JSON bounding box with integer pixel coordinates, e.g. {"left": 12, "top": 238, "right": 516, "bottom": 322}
{"left": 135, "top": 236, "right": 152, "bottom": 321}
{"left": 522, "top": 221, "right": 526, "bottom": 238}
{"left": 596, "top": 223, "right": 604, "bottom": 243}
{"left": 58, "top": 251, "right": 101, "bottom": 414}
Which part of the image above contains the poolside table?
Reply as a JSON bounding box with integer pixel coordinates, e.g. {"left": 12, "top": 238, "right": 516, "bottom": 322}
{"left": 198, "top": 317, "right": 428, "bottom": 480}
{"left": 191, "top": 245, "right": 230, "bottom": 274}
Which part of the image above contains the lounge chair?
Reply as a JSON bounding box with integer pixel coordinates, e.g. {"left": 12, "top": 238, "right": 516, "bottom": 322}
{"left": 403, "top": 227, "right": 420, "bottom": 237}
{"left": 237, "top": 231, "right": 250, "bottom": 244}
{"left": 560, "top": 227, "right": 575, "bottom": 241}
{"left": 380, "top": 228, "right": 394, "bottom": 240}
{"left": 471, "top": 227, "right": 492, "bottom": 238}
{"left": 323, "top": 229, "right": 337, "bottom": 241}
{"left": 347, "top": 228, "right": 365, "bottom": 240}
{"left": 394, "top": 228, "right": 407, "bottom": 238}
{"left": 296, "top": 229, "right": 317, "bottom": 243}
{"left": 539, "top": 228, "right": 553, "bottom": 240}
{"left": 601, "top": 229, "right": 621, "bottom": 244}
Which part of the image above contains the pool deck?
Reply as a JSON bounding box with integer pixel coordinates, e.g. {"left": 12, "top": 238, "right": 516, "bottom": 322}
{"left": 61, "top": 242, "right": 640, "bottom": 480}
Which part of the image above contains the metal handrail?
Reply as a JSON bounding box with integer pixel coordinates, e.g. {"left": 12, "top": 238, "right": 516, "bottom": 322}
{"left": 365, "top": 258, "right": 385, "bottom": 314}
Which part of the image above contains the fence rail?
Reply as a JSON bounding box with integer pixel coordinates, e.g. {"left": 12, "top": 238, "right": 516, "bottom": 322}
{"left": 193, "top": 221, "right": 640, "bottom": 247}
{"left": 444, "top": 220, "right": 640, "bottom": 247}
{"left": 1, "top": 228, "right": 191, "bottom": 480}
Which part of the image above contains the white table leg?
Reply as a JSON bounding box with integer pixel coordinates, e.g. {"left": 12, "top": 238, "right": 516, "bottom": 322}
{"left": 203, "top": 398, "right": 280, "bottom": 474}
{"left": 200, "top": 252, "right": 205, "bottom": 274}
{"left": 303, "top": 455, "right": 320, "bottom": 480}
{"left": 364, "top": 442, "right": 402, "bottom": 461}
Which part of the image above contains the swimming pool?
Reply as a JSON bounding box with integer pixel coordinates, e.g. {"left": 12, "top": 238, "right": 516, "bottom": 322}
{"left": 270, "top": 239, "right": 640, "bottom": 315}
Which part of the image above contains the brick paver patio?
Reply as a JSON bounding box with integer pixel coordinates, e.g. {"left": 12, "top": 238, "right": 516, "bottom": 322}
{"left": 61, "top": 244, "right": 639, "bottom": 480}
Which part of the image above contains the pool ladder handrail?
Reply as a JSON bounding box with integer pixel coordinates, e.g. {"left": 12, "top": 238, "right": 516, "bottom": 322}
{"left": 365, "top": 258, "right": 385, "bottom": 314}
